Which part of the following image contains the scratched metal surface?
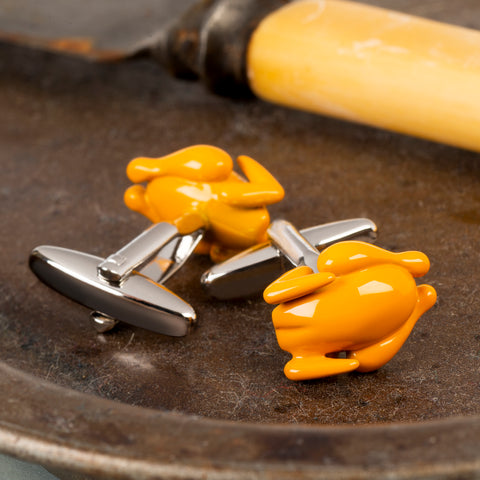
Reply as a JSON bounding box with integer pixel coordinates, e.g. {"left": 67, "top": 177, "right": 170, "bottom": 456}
{"left": 0, "top": 0, "right": 197, "bottom": 60}
{"left": 0, "top": 1, "right": 480, "bottom": 479}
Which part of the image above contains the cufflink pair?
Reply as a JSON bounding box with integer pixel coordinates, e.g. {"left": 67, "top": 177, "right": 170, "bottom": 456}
{"left": 29, "top": 145, "right": 436, "bottom": 380}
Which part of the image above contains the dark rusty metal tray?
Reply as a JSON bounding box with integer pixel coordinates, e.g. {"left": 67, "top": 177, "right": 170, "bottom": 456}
{"left": 1, "top": 2, "right": 480, "bottom": 477}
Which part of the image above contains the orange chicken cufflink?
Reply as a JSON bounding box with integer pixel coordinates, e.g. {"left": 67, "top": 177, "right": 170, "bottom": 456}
{"left": 30, "top": 145, "right": 285, "bottom": 336}
{"left": 263, "top": 220, "right": 437, "bottom": 381}
{"left": 124, "top": 144, "right": 285, "bottom": 262}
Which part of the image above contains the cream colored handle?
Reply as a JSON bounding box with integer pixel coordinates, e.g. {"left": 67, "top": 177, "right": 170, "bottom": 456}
{"left": 246, "top": 0, "right": 480, "bottom": 152}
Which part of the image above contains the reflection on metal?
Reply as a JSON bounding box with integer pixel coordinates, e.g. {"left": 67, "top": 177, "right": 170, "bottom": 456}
{"left": 29, "top": 223, "right": 203, "bottom": 336}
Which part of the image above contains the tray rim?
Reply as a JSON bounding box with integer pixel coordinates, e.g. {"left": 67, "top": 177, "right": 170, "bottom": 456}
{"left": 1, "top": 361, "right": 479, "bottom": 480}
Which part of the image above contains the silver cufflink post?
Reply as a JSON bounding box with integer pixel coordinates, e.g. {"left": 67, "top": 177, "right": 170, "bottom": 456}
{"left": 30, "top": 218, "right": 377, "bottom": 333}
{"left": 201, "top": 218, "right": 377, "bottom": 299}
{"left": 29, "top": 223, "right": 204, "bottom": 336}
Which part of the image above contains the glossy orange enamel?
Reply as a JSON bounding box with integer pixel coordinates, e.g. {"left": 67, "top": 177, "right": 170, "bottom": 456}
{"left": 124, "top": 145, "right": 284, "bottom": 261}
{"left": 264, "top": 241, "right": 437, "bottom": 380}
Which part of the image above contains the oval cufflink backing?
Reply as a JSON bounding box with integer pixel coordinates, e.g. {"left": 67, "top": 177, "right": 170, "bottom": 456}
{"left": 29, "top": 223, "right": 204, "bottom": 336}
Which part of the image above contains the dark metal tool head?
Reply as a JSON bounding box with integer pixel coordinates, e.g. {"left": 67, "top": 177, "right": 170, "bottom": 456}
{"left": 0, "top": 0, "right": 197, "bottom": 61}
{"left": 0, "top": 0, "right": 286, "bottom": 95}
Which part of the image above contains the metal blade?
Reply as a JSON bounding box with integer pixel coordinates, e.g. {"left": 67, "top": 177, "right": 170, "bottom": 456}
{"left": 0, "top": 0, "right": 197, "bottom": 60}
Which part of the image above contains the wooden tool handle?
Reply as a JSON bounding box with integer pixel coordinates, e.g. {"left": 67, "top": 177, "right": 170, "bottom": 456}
{"left": 246, "top": 0, "right": 480, "bottom": 152}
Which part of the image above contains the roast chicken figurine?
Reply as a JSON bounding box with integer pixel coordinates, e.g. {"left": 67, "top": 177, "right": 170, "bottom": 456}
{"left": 124, "top": 145, "right": 285, "bottom": 262}
{"left": 264, "top": 239, "right": 437, "bottom": 381}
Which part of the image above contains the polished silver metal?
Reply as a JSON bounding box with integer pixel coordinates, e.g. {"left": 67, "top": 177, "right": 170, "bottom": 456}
{"left": 97, "top": 223, "right": 179, "bottom": 284}
{"left": 139, "top": 228, "right": 204, "bottom": 284}
{"left": 201, "top": 218, "right": 377, "bottom": 299}
{"left": 91, "top": 312, "right": 119, "bottom": 333}
{"left": 29, "top": 223, "right": 203, "bottom": 336}
{"left": 267, "top": 220, "right": 320, "bottom": 272}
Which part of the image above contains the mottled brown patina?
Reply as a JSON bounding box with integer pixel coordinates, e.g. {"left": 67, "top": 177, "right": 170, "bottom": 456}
{"left": 0, "top": 1, "right": 479, "bottom": 477}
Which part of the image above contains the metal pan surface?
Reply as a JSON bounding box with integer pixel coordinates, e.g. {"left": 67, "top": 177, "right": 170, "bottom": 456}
{"left": 1, "top": 1, "right": 479, "bottom": 477}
